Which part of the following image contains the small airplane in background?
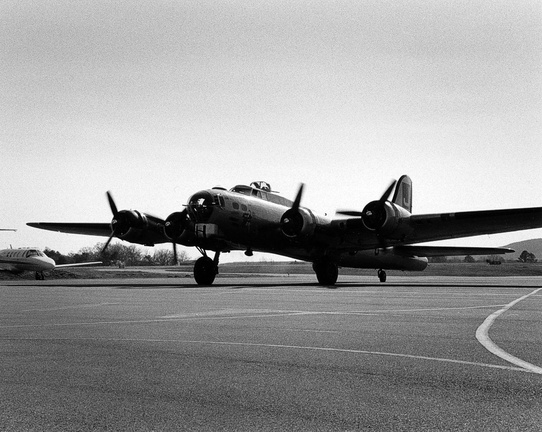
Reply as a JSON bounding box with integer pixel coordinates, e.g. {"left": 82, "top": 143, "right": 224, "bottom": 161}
{"left": 0, "top": 230, "right": 101, "bottom": 280}
{"left": 0, "top": 247, "right": 102, "bottom": 280}
{"left": 27, "top": 175, "right": 542, "bottom": 285}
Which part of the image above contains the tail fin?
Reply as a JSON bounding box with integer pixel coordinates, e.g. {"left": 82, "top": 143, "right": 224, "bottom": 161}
{"left": 392, "top": 175, "right": 412, "bottom": 213}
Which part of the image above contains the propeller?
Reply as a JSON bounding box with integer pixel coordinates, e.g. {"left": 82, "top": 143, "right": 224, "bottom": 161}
{"left": 172, "top": 242, "right": 178, "bottom": 265}
{"left": 292, "top": 183, "right": 304, "bottom": 212}
{"left": 102, "top": 191, "right": 142, "bottom": 255}
{"left": 280, "top": 183, "right": 305, "bottom": 237}
{"left": 101, "top": 191, "right": 119, "bottom": 254}
{"left": 337, "top": 179, "right": 397, "bottom": 231}
{"left": 164, "top": 209, "right": 190, "bottom": 265}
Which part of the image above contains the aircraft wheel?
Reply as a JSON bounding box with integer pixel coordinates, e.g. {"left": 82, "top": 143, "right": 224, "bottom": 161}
{"left": 313, "top": 260, "right": 338, "bottom": 286}
{"left": 194, "top": 256, "right": 217, "bottom": 285}
{"left": 378, "top": 269, "right": 387, "bottom": 283}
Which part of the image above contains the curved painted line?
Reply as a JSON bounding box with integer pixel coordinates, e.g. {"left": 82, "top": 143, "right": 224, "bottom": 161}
{"left": 476, "top": 288, "right": 542, "bottom": 374}
{"left": 2, "top": 336, "right": 528, "bottom": 373}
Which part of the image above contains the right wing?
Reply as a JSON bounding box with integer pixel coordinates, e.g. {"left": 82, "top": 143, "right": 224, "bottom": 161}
{"left": 27, "top": 221, "right": 171, "bottom": 247}
{"left": 27, "top": 222, "right": 112, "bottom": 237}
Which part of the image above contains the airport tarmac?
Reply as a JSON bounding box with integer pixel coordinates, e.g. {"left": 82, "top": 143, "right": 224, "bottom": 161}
{"left": 1, "top": 275, "right": 541, "bottom": 431}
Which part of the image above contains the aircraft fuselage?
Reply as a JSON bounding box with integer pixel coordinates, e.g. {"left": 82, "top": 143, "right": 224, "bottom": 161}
{"left": 0, "top": 248, "right": 56, "bottom": 273}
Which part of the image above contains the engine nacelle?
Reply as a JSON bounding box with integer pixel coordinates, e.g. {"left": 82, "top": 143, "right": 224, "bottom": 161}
{"left": 361, "top": 201, "right": 412, "bottom": 239}
{"left": 112, "top": 210, "right": 149, "bottom": 237}
{"left": 164, "top": 210, "right": 189, "bottom": 241}
{"left": 280, "top": 207, "right": 316, "bottom": 239}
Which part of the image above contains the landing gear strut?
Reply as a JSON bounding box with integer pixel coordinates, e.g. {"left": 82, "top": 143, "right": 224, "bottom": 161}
{"left": 193, "top": 250, "right": 220, "bottom": 285}
{"left": 312, "top": 260, "right": 339, "bottom": 286}
{"left": 35, "top": 271, "right": 45, "bottom": 281}
{"left": 377, "top": 269, "right": 387, "bottom": 283}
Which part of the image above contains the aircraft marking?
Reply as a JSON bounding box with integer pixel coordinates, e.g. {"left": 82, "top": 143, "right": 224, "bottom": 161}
{"left": 476, "top": 288, "right": 542, "bottom": 375}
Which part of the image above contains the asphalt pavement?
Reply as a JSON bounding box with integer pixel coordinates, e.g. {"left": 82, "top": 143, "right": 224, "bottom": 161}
{"left": 1, "top": 275, "right": 541, "bottom": 431}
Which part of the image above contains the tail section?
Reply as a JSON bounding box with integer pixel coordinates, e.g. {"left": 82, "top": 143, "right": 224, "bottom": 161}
{"left": 392, "top": 175, "right": 412, "bottom": 213}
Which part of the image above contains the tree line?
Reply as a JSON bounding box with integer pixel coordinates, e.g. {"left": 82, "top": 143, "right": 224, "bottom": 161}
{"left": 429, "top": 250, "right": 537, "bottom": 264}
{"left": 44, "top": 242, "right": 191, "bottom": 266}
{"left": 44, "top": 242, "right": 537, "bottom": 267}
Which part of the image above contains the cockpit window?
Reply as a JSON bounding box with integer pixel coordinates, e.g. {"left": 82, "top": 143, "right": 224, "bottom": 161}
{"left": 230, "top": 185, "right": 252, "bottom": 196}
{"left": 26, "top": 250, "right": 39, "bottom": 258}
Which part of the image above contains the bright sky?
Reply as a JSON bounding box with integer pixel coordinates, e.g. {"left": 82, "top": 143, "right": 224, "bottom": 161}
{"left": 1, "top": 0, "right": 541, "bottom": 261}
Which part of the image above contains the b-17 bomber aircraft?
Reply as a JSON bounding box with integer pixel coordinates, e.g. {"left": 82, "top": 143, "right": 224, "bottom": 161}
{"left": 27, "top": 176, "right": 542, "bottom": 285}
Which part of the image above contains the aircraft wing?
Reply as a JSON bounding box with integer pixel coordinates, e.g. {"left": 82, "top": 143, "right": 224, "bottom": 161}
{"left": 27, "top": 220, "right": 171, "bottom": 247}
{"left": 55, "top": 261, "right": 103, "bottom": 268}
{"left": 404, "top": 207, "right": 542, "bottom": 244}
{"left": 26, "top": 222, "right": 113, "bottom": 237}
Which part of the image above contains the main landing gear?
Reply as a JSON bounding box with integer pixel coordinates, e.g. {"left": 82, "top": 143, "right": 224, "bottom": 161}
{"left": 312, "top": 260, "right": 339, "bottom": 286}
{"left": 35, "top": 271, "right": 45, "bottom": 281}
{"left": 377, "top": 269, "right": 387, "bottom": 283}
{"left": 193, "top": 249, "right": 220, "bottom": 285}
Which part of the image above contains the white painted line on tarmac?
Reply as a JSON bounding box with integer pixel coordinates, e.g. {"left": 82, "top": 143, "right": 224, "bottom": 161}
{"left": 3, "top": 336, "right": 529, "bottom": 374}
{"left": 21, "top": 303, "right": 121, "bottom": 312}
{"left": 476, "top": 288, "right": 542, "bottom": 375}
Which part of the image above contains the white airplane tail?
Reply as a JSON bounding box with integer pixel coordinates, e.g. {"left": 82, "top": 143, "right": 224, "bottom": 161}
{"left": 392, "top": 175, "right": 412, "bottom": 213}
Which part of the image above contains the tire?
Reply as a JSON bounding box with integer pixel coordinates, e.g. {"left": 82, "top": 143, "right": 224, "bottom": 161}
{"left": 194, "top": 256, "right": 217, "bottom": 285}
{"left": 313, "top": 261, "right": 338, "bottom": 286}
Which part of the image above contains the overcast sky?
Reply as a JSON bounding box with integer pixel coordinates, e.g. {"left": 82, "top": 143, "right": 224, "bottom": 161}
{"left": 1, "top": 0, "right": 541, "bottom": 260}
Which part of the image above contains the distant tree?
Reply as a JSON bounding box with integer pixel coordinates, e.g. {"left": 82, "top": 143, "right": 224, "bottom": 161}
{"left": 428, "top": 256, "right": 448, "bottom": 263}
{"left": 464, "top": 255, "right": 476, "bottom": 263}
{"left": 153, "top": 248, "right": 191, "bottom": 265}
{"left": 43, "top": 248, "right": 70, "bottom": 265}
{"left": 43, "top": 242, "right": 193, "bottom": 267}
{"left": 518, "top": 250, "right": 537, "bottom": 263}
{"left": 486, "top": 255, "right": 503, "bottom": 265}
{"left": 153, "top": 249, "right": 174, "bottom": 266}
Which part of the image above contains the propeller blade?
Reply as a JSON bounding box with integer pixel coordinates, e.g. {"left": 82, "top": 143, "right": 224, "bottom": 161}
{"left": 379, "top": 180, "right": 397, "bottom": 203}
{"left": 101, "top": 232, "right": 115, "bottom": 255}
{"left": 172, "top": 243, "right": 178, "bottom": 265}
{"left": 292, "top": 183, "right": 304, "bottom": 211}
{"left": 106, "top": 191, "right": 119, "bottom": 217}
{"left": 336, "top": 210, "right": 364, "bottom": 217}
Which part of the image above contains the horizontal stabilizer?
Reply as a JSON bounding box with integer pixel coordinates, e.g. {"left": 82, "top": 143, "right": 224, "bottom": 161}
{"left": 393, "top": 245, "right": 514, "bottom": 257}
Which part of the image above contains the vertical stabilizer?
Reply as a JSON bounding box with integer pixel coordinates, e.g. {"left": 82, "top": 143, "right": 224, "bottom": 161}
{"left": 392, "top": 175, "right": 412, "bottom": 213}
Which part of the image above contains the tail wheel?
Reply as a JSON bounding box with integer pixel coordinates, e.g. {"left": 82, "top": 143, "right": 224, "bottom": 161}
{"left": 312, "top": 260, "right": 338, "bottom": 286}
{"left": 194, "top": 256, "right": 218, "bottom": 285}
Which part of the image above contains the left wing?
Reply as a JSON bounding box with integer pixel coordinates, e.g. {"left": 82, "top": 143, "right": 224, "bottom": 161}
{"left": 335, "top": 206, "right": 542, "bottom": 251}
{"left": 404, "top": 207, "right": 542, "bottom": 244}
{"left": 335, "top": 176, "right": 542, "bottom": 249}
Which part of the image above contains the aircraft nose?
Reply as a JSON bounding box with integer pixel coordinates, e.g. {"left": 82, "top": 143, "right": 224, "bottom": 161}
{"left": 45, "top": 257, "right": 56, "bottom": 270}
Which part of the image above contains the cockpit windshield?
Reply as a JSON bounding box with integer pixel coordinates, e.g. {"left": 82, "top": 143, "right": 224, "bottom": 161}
{"left": 25, "top": 249, "right": 44, "bottom": 258}
{"left": 230, "top": 185, "right": 253, "bottom": 196}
